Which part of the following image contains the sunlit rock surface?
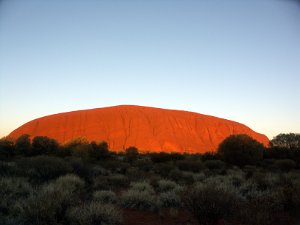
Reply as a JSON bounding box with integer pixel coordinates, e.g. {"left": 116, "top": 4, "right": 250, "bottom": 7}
{"left": 10, "top": 105, "right": 269, "bottom": 153}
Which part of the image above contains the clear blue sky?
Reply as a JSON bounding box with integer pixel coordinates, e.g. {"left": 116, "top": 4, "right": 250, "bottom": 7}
{"left": 0, "top": 0, "right": 299, "bottom": 139}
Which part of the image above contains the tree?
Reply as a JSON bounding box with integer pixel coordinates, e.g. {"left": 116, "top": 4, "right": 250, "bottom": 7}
{"left": 15, "top": 134, "right": 31, "bottom": 155}
{"left": 271, "top": 133, "right": 300, "bottom": 150}
{"left": 31, "top": 136, "right": 59, "bottom": 155}
{"left": 125, "top": 146, "right": 139, "bottom": 164}
{"left": 89, "top": 141, "right": 110, "bottom": 160}
{"left": 217, "top": 134, "right": 264, "bottom": 167}
{"left": 0, "top": 136, "right": 15, "bottom": 159}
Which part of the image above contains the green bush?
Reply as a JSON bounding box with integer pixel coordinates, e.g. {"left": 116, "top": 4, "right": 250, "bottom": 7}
{"left": 17, "top": 156, "right": 72, "bottom": 182}
{"left": 159, "top": 191, "right": 181, "bottom": 208}
{"left": 0, "top": 161, "right": 18, "bottom": 177}
{"left": 67, "top": 202, "right": 121, "bottom": 225}
{"left": 240, "top": 189, "right": 283, "bottom": 225}
{"left": 121, "top": 189, "right": 159, "bottom": 211}
{"left": 157, "top": 179, "right": 178, "bottom": 193}
{"left": 0, "top": 177, "right": 32, "bottom": 219}
{"left": 274, "top": 159, "right": 296, "bottom": 172}
{"left": 176, "top": 159, "right": 204, "bottom": 172}
{"left": 0, "top": 137, "right": 15, "bottom": 158}
{"left": 93, "top": 190, "right": 118, "bottom": 204}
{"left": 15, "top": 134, "right": 31, "bottom": 156}
{"left": 121, "top": 181, "right": 158, "bottom": 211}
{"left": 129, "top": 181, "right": 155, "bottom": 193}
{"left": 183, "top": 182, "right": 241, "bottom": 225}
{"left": 108, "top": 174, "right": 129, "bottom": 189}
{"left": 168, "top": 169, "right": 194, "bottom": 185}
{"left": 18, "top": 174, "right": 84, "bottom": 225}
{"left": 218, "top": 134, "right": 264, "bottom": 167}
{"left": 204, "top": 159, "right": 226, "bottom": 171}
{"left": 31, "top": 136, "right": 59, "bottom": 156}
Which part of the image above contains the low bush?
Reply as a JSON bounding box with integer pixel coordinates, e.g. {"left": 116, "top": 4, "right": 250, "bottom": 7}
{"left": 121, "top": 181, "right": 158, "bottom": 211}
{"left": 157, "top": 179, "right": 177, "bottom": 192}
{"left": 93, "top": 190, "right": 118, "bottom": 204}
{"left": 18, "top": 174, "right": 84, "bottom": 225}
{"left": 121, "top": 189, "right": 159, "bottom": 211}
{"left": 176, "top": 159, "right": 204, "bottom": 172}
{"left": 129, "top": 181, "right": 155, "bottom": 194}
{"left": 0, "top": 177, "right": 32, "bottom": 219}
{"left": 17, "top": 156, "right": 72, "bottom": 182}
{"left": 108, "top": 174, "right": 129, "bottom": 189}
{"left": 183, "top": 182, "right": 241, "bottom": 225}
{"left": 67, "top": 202, "right": 121, "bottom": 225}
{"left": 159, "top": 191, "right": 181, "bottom": 208}
{"left": 240, "top": 189, "right": 284, "bottom": 225}
{"left": 0, "top": 161, "right": 17, "bottom": 177}
{"left": 274, "top": 159, "right": 296, "bottom": 172}
{"left": 168, "top": 169, "right": 194, "bottom": 185}
{"left": 204, "top": 159, "right": 226, "bottom": 171}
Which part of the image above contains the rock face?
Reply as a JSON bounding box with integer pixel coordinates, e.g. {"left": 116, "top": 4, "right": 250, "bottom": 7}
{"left": 9, "top": 105, "right": 269, "bottom": 153}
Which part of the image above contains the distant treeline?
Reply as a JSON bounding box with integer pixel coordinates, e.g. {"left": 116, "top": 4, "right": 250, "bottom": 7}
{"left": 1, "top": 133, "right": 300, "bottom": 166}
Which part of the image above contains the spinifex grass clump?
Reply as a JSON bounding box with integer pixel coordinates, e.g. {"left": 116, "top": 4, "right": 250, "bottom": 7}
{"left": 121, "top": 181, "right": 159, "bottom": 211}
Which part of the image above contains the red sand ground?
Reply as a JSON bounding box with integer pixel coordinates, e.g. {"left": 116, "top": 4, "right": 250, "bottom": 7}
{"left": 9, "top": 105, "right": 269, "bottom": 153}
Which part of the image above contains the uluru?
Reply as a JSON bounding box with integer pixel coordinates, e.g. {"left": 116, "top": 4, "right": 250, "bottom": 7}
{"left": 9, "top": 105, "right": 269, "bottom": 153}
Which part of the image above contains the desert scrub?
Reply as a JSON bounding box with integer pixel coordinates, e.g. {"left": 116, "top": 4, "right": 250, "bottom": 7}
{"left": 18, "top": 174, "right": 84, "bottom": 225}
{"left": 121, "top": 181, "right": 159, "bottom": 211}
{"left": 159, "top": 190, "right": 181, "bottom": 208}
{"left": 129, "top": 181, "right": 155, "bottom": 193}
{"left": 0, "top": 177, "right": 32, "bottom": 219}
{"left": 67, "top": 202, "right": 122, "bottom": 225}
{"left": 240, "top": 189, "right": 284, "bottom": 225}
{"left": 16, "top": 156, "right": 72, "bottom": 182}
{"left": 183, "top": 182, "right": 242, "bottom": 225}
{"left": 157, "top": 179, "right": 177, "bottom": 192}
{"left": 107, "top": 174, "right": 129, "bottom": 188}
{"left": 0, "top": 161, "right": 18, "bottom": 177}
{"left": 93, "top": 190, "right": 118, "bottom": 204}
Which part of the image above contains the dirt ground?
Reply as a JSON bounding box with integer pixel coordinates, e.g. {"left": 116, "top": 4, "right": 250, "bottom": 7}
{"left": 122, "top": 209, "right": 198, "bottom": 225}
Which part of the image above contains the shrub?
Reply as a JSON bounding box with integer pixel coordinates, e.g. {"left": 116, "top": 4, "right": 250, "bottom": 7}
{"left": 154, "top": 163, "right": 176, "bottom": 177}
{"left": 168, "top": 169, "right": 194, "bottom": 185}
{"left": 15, "top": 134, "right": 31, "bottom": 156}
{"left": 18, "top": 174, "right": 84, "bottom": 225}
{"left": 0, "top": 137, "right": 15, "bottom": 158}
{"left": 176, "top": 159, "right": 204, "bottom": 172}
{"left": 31, "top": 136, "right": 59, "bottom": 156}
{"left": 121, "top": 181, "right": 158, "bottom": 211}
{"left": 67, "top": 202, "right": 121, "bottom": 225}
{"left": 121, "top": 189, "right": 159, "bottom": 211}
{"left": 183, "top": 182, "right": 241, "bottom": 225}
{"left": 274, "top": 159, "right": 296, "bottom": 172}
{"left": 129, "top": 181, "right": 155, "bottom": 194}
{"left": 69, "top": 158, "right": 92, "bottom": 181}
{"left": 17, "top": 156, "right": 72, "bottom": 182}
{"left": 0, "top": 161, "right": 17, "bottom": 177}
{"left": 89, "top": 141, "right": 110, "bottom": 160}
{"left": 240, "top": 189, "right": 284, "bottom": 225}
{"left": 93, "top": 176, "right": 110, "bottom": 190}
{"left": 108, "top": 174, "right": 129, "bottom": 189}
{"left": 125, "top": 146, "right": 139, "bottom": 164}
{"left": 157, "top": 179, "right": 178, "bottom": 193}
{"left": 93, "top": 190, "right": 118, "bottom": 204}
{"left": 218, "top": 134, "right": 264, "bottom": 167}
{"left": 159, "top": 191, "right": 181, "bottom": 208}
{"left": 204, "top": 159, "right": 226, "bottom": 171}
{"left": 0, "top": 177, "right": 32, "bottom": 219}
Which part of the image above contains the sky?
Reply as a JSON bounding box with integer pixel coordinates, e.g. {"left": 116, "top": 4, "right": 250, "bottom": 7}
{"left": 0, "top": 0, "right": 299, "bottom": 139}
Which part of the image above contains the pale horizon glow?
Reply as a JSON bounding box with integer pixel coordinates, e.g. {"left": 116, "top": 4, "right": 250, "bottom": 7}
{"left": 1, "top": 0, "right": 299, "bottom": 140}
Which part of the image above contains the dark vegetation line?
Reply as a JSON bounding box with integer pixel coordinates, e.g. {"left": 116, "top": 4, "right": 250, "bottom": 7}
{"left": 0, "top": 133, "right": 300, "bottom": 225}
